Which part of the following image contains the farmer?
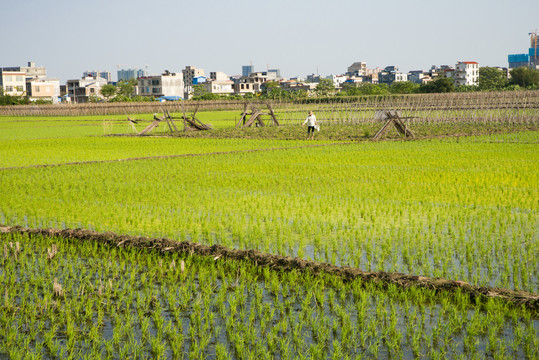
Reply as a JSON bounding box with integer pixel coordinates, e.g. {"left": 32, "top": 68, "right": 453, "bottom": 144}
{"left": 302, "top": 110, "right": 317, "bottom": 140}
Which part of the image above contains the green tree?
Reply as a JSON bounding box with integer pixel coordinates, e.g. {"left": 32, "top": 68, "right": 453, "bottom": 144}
{"left": 117, "top": 79, "right": 137, "bottom": 97}
{"left": 315, "top": 78, "right": 335, "bottom": 97}
{"left": 389, "top": 81, "right": 419, "bottom": 94}
{"left": 100, "top": 84, "right": 117, "bottom": 100}
{"left": 191, "top": 84, "right": 208, "bottom": 97}
{"left": 478, "top": 67, "right": 508, "bottom": 90}
{"left": 509, "top": 67, "right": 539, "bottom": 88}
{"left": 357, "top": 83, "right": 389, "bottom": 95}
{"left": 418, "top": 77, "right": 454, "bottom": 93}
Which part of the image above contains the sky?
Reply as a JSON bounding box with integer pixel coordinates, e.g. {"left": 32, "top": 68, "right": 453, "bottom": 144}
{"left": 2, "top": 0, "right": 538, "bottom": 83}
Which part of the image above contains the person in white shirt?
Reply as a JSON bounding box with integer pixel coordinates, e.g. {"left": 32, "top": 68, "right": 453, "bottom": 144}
{"left": 302, "top": 110, "right": 317, "bottom": 140}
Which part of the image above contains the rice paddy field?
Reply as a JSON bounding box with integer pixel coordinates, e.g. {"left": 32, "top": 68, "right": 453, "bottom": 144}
{"left": 0, "top": 110, "right": 538, "bottom": 359}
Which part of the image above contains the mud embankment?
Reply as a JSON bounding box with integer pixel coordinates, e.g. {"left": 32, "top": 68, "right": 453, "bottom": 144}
{"left": 1, "top": 225, "right": 537, "bottom": 312}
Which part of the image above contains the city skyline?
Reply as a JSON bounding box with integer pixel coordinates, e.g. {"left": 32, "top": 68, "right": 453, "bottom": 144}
{"left": 2, "top": 0, "right": 538, "bottom": 82}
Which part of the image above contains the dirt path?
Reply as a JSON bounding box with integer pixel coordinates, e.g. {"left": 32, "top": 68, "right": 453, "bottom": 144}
{"left": 2, "top": 225, "right": 537, "bottom": 313}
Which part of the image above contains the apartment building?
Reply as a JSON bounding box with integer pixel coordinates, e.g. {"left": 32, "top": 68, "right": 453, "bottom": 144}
{"left": 26, "top": 78, "right": 61, "bottom": 103}
{"left": 204, "top": 72, "right": 233, "bottom": 94}
{"left": 67, "top": 76, "right": 109, "bottom": 103}
{"left": 2, "top": 61, "right": 47, "bottom": 79}
{"left": 118, "top": 68, "right": 148, "bottom": 82}
{"left": 137, "top": 71, "right": 184, "bottom": 98}
{"left": 378, "top": 66, "right": 408, "bottom": 85}
{"left": 453, "top": 61, "right": 479, "bottom": 86}
{"left": 182, "top": 66, "right": 204, "bottom": 98}
{"left": 233, "top": 72, "right": 271, "bottom": 94}
{"left": 83, "top": 71, "right": 112, "bottom": 83}
{"left": 0, "top": 70, "right": 26, "bottom": 95}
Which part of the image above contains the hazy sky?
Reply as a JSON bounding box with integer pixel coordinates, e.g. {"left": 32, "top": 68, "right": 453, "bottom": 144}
{"left": 2, "top": 0, "right": 538, "bottom": 82}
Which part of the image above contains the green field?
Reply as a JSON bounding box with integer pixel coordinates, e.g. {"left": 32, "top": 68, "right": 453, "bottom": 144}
{"left": 0, "top": 113, "right": 537, "bottom": 358}
{"left": 1, "top": 231, "right": 537, "bottom": 359}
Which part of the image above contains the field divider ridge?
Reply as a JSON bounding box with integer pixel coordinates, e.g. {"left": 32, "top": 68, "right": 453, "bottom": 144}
{"left": 0, "top": 141, "right": 351, "bottom": 171}
{"left": 1, "top": 225, "right": 537, "bottom": 313}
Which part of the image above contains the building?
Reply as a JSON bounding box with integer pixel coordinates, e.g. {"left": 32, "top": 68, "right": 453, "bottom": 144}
{"left": 268, "top": 69, "right": 281, "bottom": 80}
{"left": 507, "top": 31, "right": 539, "bottom": 69}
{"left": 202, "top": 72, "right": 234, "bottom": 95}
{"left": 2, "top": 61, "right": 47, "bottom": 79}
{"left": 453, "top": 61, "right": 479, "bottom": 86}
{"left": 279, "top": 80, "right": 317, "bottom": 93}
{"left": 531, "top": 31, "right": 539, "bottom": 69}
{"left": 427, "top": 65, "right": 452, "bottom": 79}
{"left": 66, "top": 76, "right": 109, "bottom": 103}
{"left": 0, "top": 70, "right": 26, "bottom": 95}
{"left": 408, "top": 70, "right": 429, "bottom": 84}
{"left": 137, "top": 71, "right": 184, "bottom": 98}
{"left": 193, "top": 76, "right": 206, "bottom": 85}
{"left": 306, "top": 74, "right": 322, "bottom": 83}
{"left": 26, "top": 78, "right": 61, "bottom": 103}
{"left": 242, "top": 65, "right": 254, "bottom": 77}
{"left": 117, "top": 67, "right": 148, "bottom": 82}
{"left": 347, "top": 62, "right": 367, "bottom": 76}
{"left": 83, "top": 71, "right": 112, "bottom": 83}
{"left": 378, "top": 66, "right": 408, "bottom": 85}
{"left": 204, "top": 80, "right": 234, "bottom": 95}
{"left": 210, "top": 72, "right": 230, "bottom": 81}
{"left": 182, "top": 66, "right": 204, "bottom": 98}
{"left": 508, "top": 54, "right": 529, "bottom": 69}
{"left": 325, "top": 75, "right": 347, "bottom": 87}
{"left": 233, "top": 72, "right": 271, "bottom": 94}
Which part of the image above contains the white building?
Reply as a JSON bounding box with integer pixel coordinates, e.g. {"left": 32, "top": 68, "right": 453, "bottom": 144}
{"left": 137, "top": 71, "right": 184, "bottom": 98}
{"left": 204, "top": 72, "right": 234, "bottom": 94}
{"left": 26, "top": 78, "right": 61, "bottom": 103}
{"left": 347, "top": 62, "right": 367, "bottom": 76}
{"left": 326, "top": 74, "right": 348, "bottom": 87}
{"left": 233, "top": 72, "right": 271, "bottom": 94}
{"left": 453, "top": 61, "right": 479, "bottom": 86}
{"left": 67, "top": 76, "right": 109, "bottom": 103}
{"left": 0, "top": 70, "right": 26, "bottom": 95}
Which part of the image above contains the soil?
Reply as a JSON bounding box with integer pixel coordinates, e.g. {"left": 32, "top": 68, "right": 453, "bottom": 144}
{"left": 2, "top": 225, "right": 537, "bottom": 313}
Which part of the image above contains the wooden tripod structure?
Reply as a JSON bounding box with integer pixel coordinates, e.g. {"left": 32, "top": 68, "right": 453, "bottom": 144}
{"left": 179, "top": 104, "right": 212, "bottom": 131}
{"left": 136, "top": 106, "right": 212, "bottom": 135}
{"left": 236, "top": 102, "right": 279, "bottom": 128}
{"left": 137, "top": 112, "right": 178, "bottom": 135}
{"left": 372, "top": 111, "right": 415, "bottom": 140}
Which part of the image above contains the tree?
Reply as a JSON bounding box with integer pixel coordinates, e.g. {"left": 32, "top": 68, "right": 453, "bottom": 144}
{"left": 315, "top": 78, "right": 335, "bottom": 97}
{"left": 191, "top": 84, "right": 207, "bottom": 97}
{"left": 389, "top": 81, "right": 419, "bottom": 94}
{"left": 357, "top": 83, "right": 389, "bottom": 95}
{"left": 418, "top": 77, "right": 454, "bottom": 93}
{"left": 478, "top": 67, "right": 508, "bottom": 90}
{"left": 509, "top": 67, "right": 539, "bottom": 88}
{"left": 100, "top": 84, "right": 117, "bottom": 100}
{"left": 117, "top": 79, "right": 137, "bottom": 97}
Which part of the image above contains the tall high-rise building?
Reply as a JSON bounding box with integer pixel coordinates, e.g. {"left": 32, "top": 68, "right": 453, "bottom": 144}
{"left": 530, "top": 31, "right": 538, "bottom": 68}
{"left": 508, "top": 31, "right": 539, "bottom": 69}
{"left": 268, "top": 69, "right": 281, "bottom": 79}
{"left": 83, "top": 71, "right": 112, "bottom": 82}
{"left": 242, "top": 65, "right": 254, "bottom": 77}
{"left": 118, "top": 68, "right": 148, "bottom": 82}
